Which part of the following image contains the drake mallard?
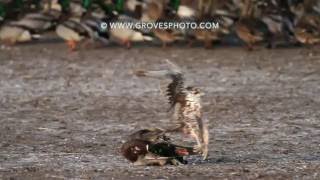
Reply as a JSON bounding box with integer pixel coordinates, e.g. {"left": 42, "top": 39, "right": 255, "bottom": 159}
{"left": 55, "top": 2, "right": 105, "bottom": 51}
{"left": 121, "top": 128, "right": 195, "bottom": 166}
{"left": 55, "top": 2, "right": 86, "bottom": 51}
{"left": 56, "top": 17, "right": 90, "bottom": 51}
{"left": 135, "top": 60, "right": 209, "bottom": 160}
{"left": 235, "top": 0, "right": 271, "bottom": 50}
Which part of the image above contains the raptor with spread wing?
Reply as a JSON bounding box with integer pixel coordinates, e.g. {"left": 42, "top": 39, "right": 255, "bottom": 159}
{"left": 135, "top": 60, "right": 209, "bottom": 160}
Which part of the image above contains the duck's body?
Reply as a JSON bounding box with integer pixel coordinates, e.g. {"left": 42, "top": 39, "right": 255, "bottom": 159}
{"left": 121, "top": 139, "right": 190, "bottom": 166}
{"left": 0, "top": 24, "right": 34, "bottom": 45}
{"left": 153, "top": 29, "right": 183, "bottom": 48}
{"left": 56, "top": 10, "right": 111, "bottom": 51}
{"left": 56, "top": 3, "right": 109, "bottom": 51}
{"left": 56, "top": 17, "right": 91, "bottom": 50}
{"left": 294, "top": 24, "right": 320, "bottom": 45}
{"left": 177, "top": 5, "right": 195, "bottom": 19}
{"left": 235, "top": 18, "right": 270, "bottom": 50}
{"left": 110, "top": 27, "right": 153, "bottom": 48}
{"left": 292, "top": 5, "right": 320, "bottom": 45}
{"left": 0, "top": 2, "right": 61, "bottom": 45}
{"left": 235, "top": 0, "right": 271, "bottom": 50}
{"left": 128, "top": 128, "right": 169, "bottom": 142}
{"left": 190, "top": 1, "right": 234, "bottom": 49}
{"left": 14, "top": 14, "right": 53, "bottom": 31}
{"left": 257, "top": 0, "right": 295, "bottom": 46}
{"left": 189, "top": 28, "right": 220, "bottom": 49}
{"left": 121, "top": 129, "right": 195, "bottom": 166}
{"left": 109, "top": 15, "right": 153, "bottom": 48}
{"left": 135, "top": 60, "right": 209, "bottom": 160}
{"left": 140, "top": 0, "right": 164, "bottom": 22}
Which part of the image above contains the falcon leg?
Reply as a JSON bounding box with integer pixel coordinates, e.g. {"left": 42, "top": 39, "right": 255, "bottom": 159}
{"left": 191, "top": 130, "right": 208, "bottom": 159}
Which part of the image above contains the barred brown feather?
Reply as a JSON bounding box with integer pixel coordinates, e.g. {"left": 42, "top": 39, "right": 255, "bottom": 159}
{"left": 166, "top": 73, "right": 184, "bottom": 109}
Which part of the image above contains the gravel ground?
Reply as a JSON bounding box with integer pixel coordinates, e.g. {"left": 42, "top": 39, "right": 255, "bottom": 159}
{"left": 0, "top": 43, "right": 319, "bottom": 179}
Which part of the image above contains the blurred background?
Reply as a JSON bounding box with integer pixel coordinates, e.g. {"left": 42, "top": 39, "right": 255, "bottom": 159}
{"left": 0, "top": 0, "right": 319, "bottom": 50}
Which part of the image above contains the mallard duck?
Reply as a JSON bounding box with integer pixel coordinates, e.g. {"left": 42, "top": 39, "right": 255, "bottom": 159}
{"left": 187, "top": 29, "right": 219, "bottom": 49}
{"left": 177, "top": 5, "right": 196, "bottom": 19}
{"left": 12, "top": 0, "right": 62, "bottom": 32}
{"left": 56, "top": 17, "right": 91, "bottom": 51}
{"left": 140, "top": 0, "right": 164, "bottom": 22}
{"left": 291, "top": 3, "right": 320, "bottom": 45}
{"left": 294, "top": 27, "right": 320, "bottom": 45}
{"left": 128, "top": 128, "right": 169, "bottom": 142}
{"left": 135, "top": 60, "right": 209, "bottom": 160}
{"left": 187, "top": 0, "right": 234, "bottom": 49}
{"left": 153, "top": 29, "right": 183, "bottom": 48}
{"left": 56, "top": 3, "right": 108, "bottom": 51}
{"left": 55, "top": 3, "right": 85, "bottom": 51}
{"left": 0, "top": 24, "right": 39, "bottom": 45}
{"left": 256, "top": 0, "right": 295, "bottom": 46}
{"left": 109, "top": 15, "right": 153, "bottom": 48}
{"left": 0, "top": 0, "right": 61, "bottom": 45}
{"left": 235, "top": 0, "right": 271, "bottom": 50}
{"left": 12, "top": 12, "right": 60, "bottom": 33}
{"left": 121, "top": 129, "right": 195, "bottom": 166}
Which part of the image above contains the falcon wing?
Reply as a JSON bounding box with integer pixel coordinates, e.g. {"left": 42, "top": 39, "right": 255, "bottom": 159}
{"left": 135, "top": 59, "right": 185, "bottom": 109}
